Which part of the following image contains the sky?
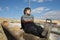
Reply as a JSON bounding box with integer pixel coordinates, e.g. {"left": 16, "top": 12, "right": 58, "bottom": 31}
{"left": 0, "top": 0, "right": 60, "bottom": 20}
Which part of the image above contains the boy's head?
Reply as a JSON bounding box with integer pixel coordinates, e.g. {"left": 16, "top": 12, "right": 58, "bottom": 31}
{"left": 24, "top": 7, "right": 31, "bottom": 15}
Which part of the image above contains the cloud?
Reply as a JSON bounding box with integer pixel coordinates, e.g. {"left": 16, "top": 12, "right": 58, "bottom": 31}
{"left": 0, "top": 7, "right": 2, "bottom": 11}
{"left": 25, "top": 0, "right": 53, "bottom": 3}
{"left": 37, "top": 0, "right": 44, "bottom": 2}
{"left": 31, "top": 0, "right": 53, "bottom": 2}
{"left": 15, "top": 6, "right": 18, "bottom": 9}
{"left": 5, "top": 7, "right": 9, "bottom": 11}
{"left": 31, "top": 7, "right": 50, "bottom": 14}
{"left": 40, "top": 11, "right": 60, "bottom": 20}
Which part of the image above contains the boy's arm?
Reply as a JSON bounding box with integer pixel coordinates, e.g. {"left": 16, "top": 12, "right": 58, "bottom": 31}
{"left": 21, "top": 16, "right": 24, "bottom": 29}
{"left": 24, "top": 15, "right": 34, "bottom": 22}
{"left": 32, "top": 15, "right": 34, "bottom": 22}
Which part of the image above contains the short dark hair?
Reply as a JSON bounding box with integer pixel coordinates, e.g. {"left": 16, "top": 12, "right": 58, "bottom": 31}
{"left": 24, "top": 7, "right": 31, "bottom": 14}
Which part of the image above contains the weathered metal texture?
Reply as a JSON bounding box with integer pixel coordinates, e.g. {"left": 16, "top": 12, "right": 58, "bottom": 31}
{"left": 0, "top": 24, "right": 8, "bottom": 40}
{"left": 1, "top": 21, "right": 42, "bottom": 40}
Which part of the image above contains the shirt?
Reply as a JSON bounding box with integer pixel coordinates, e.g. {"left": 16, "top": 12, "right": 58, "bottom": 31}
{"left": 21, "top": 14, "right": 34, "bottom": 22}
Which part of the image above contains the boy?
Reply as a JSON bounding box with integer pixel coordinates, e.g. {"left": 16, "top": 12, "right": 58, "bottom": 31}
{"left": 21, "top": 7, "right": 47, "bottom": 38}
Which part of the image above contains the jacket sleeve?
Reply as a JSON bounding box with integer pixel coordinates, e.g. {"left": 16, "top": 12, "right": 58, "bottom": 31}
{"left": 32, "top": 15, "right": 34, "bottom": 22}
{"left": 21, "top": 16, "right": 24, "bottom": 29}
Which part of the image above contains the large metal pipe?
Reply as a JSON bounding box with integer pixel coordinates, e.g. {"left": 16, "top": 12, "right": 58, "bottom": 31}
{"left": 1, "top": 21, "right": 25, "bottom": 40}
{"left": 1, "top": 21, "right": 41, "bottom": 40}
{"left": 0, "top": 23, "right": 8, "bottom": 40}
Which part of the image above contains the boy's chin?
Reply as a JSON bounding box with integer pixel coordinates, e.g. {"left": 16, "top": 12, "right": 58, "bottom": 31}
{"left": 27, "top": 14, "right": 30, "bottom": 15}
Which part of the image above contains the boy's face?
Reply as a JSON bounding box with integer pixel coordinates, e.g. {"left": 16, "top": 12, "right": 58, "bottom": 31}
{"left": 25, "top": 9, "right": 31, "bottom": 15}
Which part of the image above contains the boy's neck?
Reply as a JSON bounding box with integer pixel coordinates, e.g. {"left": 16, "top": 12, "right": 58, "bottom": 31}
{"left": 25, "top": 14, "right": 30, "bottom": 16}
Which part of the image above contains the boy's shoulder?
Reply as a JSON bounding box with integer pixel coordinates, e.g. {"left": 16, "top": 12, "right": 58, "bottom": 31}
{"left": 30, "top": 15, "right": 34, "bottom": 17}
{"left": 21, "top": 15, "right": 25, "bottom": 17}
